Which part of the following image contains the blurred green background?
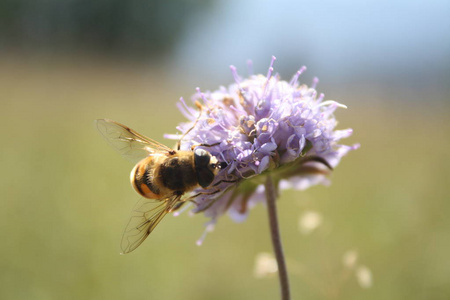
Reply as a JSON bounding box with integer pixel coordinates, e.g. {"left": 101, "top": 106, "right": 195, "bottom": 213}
{"left": 1, "top": 1, "right": 449, "bottom": 299}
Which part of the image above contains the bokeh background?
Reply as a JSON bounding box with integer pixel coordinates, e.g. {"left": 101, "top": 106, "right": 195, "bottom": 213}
{"left": 1, "top": 0, "right": 449, "bottom": 299}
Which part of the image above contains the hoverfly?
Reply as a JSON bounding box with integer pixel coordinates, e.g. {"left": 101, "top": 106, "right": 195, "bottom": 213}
{"left": 96, "top": 118, "right": 223, "bottom": 254}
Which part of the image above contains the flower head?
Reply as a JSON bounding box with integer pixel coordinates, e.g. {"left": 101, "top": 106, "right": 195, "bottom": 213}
{"left": 166, "top": 56, "right": 358, "bottom": 233}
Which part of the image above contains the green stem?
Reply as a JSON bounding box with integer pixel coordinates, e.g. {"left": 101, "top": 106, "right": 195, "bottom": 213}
{"left": 265, "top": 175, "right": 291, "bottom": 300}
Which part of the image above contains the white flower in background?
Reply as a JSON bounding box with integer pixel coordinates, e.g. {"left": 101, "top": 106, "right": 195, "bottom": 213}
{"left": 298, "top": 210, "right": 323, "bottom": 235}
{"left": 356, "top": 265, "right": 373, "bottom": 289}
{"left": 254, "top": 252, "right": 278, "bottom": 278}
{"left": 342, "top": 250, "right": 359, "bottom": 269}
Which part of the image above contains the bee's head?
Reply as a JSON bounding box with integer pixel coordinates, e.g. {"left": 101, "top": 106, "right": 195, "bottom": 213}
{"left": 194, "top": 148, "right": 222, "bottom": 188}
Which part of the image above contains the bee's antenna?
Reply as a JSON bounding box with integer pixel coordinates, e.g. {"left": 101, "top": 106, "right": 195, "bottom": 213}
{"left": 177, "top": 100, "right": 203, "bottom": 150}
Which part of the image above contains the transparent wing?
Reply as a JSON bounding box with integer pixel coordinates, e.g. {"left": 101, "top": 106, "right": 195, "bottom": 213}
{"left": 96, "top": 119, "right": 174, "bottom": 163}
{"left": 120, "top": 195, "right": 182, "bottom": 254}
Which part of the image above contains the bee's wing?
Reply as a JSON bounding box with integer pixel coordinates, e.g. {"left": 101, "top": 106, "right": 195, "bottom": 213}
{"left": 120, "top": 195, "right": 182, "bottom": 254}
{"left": 96, "top": 119, "right": 174, "bottom": 163}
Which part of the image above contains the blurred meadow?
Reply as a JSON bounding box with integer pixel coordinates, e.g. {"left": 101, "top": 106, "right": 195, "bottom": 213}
{"left": 1, "top": 1, "right": 450, "bottom": 300}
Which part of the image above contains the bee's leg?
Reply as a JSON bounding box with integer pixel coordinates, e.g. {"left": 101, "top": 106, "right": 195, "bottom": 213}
{"left": 168, "top": 201, "right": 186, "bottom": 212}
{"left": 212, "top": 179, "right": 239, "bottom": 187}
{"left": 184, "top": 188, "right": 223, "bottom": 208}
{"left": 188, "top": 187, "right": 239, "bottom": 213}
{"left": 190, "top": 142, "right": 221, "bottom": 150}
{"left": 187, "top": 189, "right": 221, "bottom": 201}
{"left": 177, "top": 101, "right": 203, "bottom": 150}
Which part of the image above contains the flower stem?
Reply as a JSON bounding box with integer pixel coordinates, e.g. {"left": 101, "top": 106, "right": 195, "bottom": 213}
{"left": 265, "top": 175, "right": 291, "bottom": 300}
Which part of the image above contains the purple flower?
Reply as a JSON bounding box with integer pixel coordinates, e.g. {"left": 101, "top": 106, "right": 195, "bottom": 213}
{"left": 166, "top": 56, "right": 358, "bottom": 242}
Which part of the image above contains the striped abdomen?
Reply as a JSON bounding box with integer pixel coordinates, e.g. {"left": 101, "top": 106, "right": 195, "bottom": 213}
{"left": 130, "top": 155, "right": 165, "bottom": 199}
{"left": 130, "top": 152, "right": 199, "bottom": 200}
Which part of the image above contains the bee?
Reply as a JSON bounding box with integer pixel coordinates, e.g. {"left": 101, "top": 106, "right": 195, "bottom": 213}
{"left": 96, "top": 118, "right": 223, "bottom": 254}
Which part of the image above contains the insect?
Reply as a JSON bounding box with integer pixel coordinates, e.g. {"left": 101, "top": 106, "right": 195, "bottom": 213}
{"left": 96, "top": 118, "right": 223, "bottom": 254}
